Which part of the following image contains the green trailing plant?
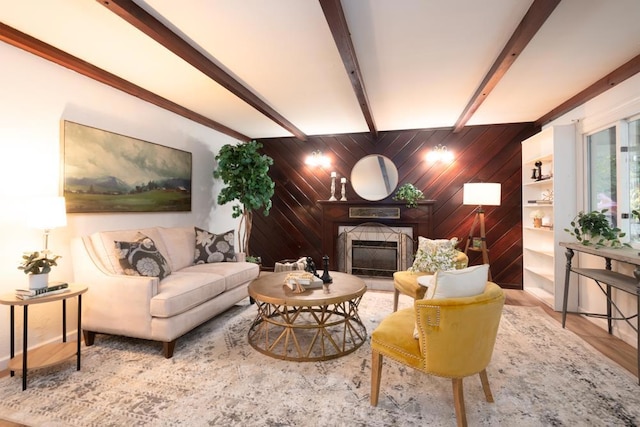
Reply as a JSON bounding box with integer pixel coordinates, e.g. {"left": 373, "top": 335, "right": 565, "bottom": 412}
{"left": 18, "top": 251, "right": 61, "bottom": 275}
{"left": 393, "top": 183, "right": 425, "bottom": 208}
{"left": 213, "top": 140, "right": 275, "bottom": 256}
{"left": 564, "top": 209, "right": 629, "bottom": 248}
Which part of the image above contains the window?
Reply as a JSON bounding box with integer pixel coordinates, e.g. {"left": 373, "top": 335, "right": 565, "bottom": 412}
{"left": 585, "top": 116, "right": 640, "bottom": 245}
{"left": 587, "top": 127, "right": 617, "bottom": 226}
{"left": 628, "top": 117, "right": 640, "bottom": 243}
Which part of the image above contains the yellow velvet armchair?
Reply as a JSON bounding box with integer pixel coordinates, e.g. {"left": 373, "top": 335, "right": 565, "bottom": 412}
{"left": 393, "top": 250, "right": 468, "bottom": 311}
{"left": 371, "top": 282, "right": 505, "bottom": 427}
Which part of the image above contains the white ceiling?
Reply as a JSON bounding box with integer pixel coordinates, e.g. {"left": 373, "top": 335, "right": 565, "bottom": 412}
{"left": 2, "top": 0, "right": 640, "bottom": 141}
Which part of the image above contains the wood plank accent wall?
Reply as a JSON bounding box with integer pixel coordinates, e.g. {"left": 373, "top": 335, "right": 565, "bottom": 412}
{"left": 254, "top": 122, "right": 539, "bottom": 288}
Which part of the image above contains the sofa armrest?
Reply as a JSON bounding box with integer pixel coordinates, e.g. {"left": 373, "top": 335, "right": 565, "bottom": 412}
{"left": 71, "top": 237, "right": 158, "bottom": 337}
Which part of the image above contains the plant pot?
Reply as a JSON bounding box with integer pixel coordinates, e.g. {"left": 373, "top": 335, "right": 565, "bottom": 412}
{"left": 533, "top": 218, "right": 542, "bottom": 228}
{"left": 28, "top": 273, "right": 48, "bottom": 290}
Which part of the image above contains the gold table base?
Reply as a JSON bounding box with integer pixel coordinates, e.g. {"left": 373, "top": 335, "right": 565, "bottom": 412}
{"left": 248, "top": 296, "right": 366, "bottom": 361}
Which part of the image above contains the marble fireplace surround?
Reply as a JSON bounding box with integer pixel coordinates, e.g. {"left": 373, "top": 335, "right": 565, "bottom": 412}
{"left": 319, "top": 200, "right": 434, "bottom": 272}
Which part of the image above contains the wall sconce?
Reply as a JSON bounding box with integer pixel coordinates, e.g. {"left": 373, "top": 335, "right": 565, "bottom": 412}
{"left": 425, "top": 144, "right": 454, "bottom": 163}
{"left": 305, "top": 150, "right": 331, "bottom": 168}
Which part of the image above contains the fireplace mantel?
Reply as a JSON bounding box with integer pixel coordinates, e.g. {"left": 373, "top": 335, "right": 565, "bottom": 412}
{"left": 319, "top": 200, "right": 435, "bottom": 271}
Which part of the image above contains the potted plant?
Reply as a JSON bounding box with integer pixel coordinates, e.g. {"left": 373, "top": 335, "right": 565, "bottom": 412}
{"left": 18, "top": 251, "right": 61, "bottom": 289}
{"left": 529, "top": 210, "right": 545, "bottom": 228}
{"left": 393, "top": 183, "right": 424, "bottom": 208}
{"left": 213, "top": 140, "right": 275, "bottom": 257}
{"left": 564, "top": 208, "right": 629, "bottom": 248}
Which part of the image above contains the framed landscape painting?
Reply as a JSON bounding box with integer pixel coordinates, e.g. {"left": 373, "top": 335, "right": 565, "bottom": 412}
{"left": 61, "top": 121, "right": 192, "bottom": 213}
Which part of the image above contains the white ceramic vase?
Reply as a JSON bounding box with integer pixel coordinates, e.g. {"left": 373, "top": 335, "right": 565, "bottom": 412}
{"left": 28, "top": 273, "right": 48, "bottom": 290}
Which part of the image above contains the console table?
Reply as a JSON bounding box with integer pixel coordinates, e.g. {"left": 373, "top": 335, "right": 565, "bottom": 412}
{"left": 560, "top": 242, "right": 639, "bottom": 383}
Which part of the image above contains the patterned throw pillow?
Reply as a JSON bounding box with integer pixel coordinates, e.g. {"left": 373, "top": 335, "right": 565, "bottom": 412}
{"left": 409, "top": 237, "right": 458, "bottom": 273}
{"left": 115, "top": 234, "right": 172, "bottom": 281}
{"left": 194, "top": 227, "right": 236, "bottom": 264}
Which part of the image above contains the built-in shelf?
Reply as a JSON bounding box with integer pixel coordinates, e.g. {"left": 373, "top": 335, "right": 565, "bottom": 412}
{"left": 521, "top": 125, "right": 577, "bottom": 311}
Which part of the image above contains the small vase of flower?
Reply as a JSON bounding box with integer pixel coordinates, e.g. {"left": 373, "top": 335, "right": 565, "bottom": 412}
{"left": 530, "top": 210, "right": 545, "bottom": 228}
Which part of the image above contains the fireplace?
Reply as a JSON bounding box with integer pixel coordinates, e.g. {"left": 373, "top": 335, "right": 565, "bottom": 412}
{"left": 319, "top": 200, "right": 434, "bottom": 271}
{"left": 337, "top": 224, "right": 413, "bottom": 277}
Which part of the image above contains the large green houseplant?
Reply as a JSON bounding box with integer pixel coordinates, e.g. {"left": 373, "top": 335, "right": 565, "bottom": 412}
{"left": 213, "top": 140, "right": 275, "bottom": 256}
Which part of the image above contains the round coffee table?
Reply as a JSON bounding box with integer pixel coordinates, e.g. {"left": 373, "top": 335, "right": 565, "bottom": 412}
{"left": 248, "top": 271, "right": 367, "bottom": 361}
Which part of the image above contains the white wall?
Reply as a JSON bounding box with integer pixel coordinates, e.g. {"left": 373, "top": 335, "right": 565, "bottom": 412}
{"left": 0, "top": 41, "right": 242, "bottom": 366}
{"left": 545, "top": 72, "right": 640, "bottom": 347}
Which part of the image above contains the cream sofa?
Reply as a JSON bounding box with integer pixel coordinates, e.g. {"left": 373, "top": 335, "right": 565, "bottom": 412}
{"left": 71, "top": 226, "right": 259, "bottom": 358}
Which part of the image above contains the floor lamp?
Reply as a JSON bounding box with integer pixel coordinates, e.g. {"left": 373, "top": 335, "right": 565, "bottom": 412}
{"left": 463, "top": 183, "right": 501, "bottom": 280}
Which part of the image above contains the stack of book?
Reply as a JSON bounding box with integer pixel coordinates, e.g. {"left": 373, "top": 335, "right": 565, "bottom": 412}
{"left": 15, "top": 282, "right": 69, "bottom": 300}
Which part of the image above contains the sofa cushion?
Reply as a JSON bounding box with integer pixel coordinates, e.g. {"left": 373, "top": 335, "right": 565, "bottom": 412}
{"left": 194, "top": 227, "right": 236, "bottom": 264}
{"left": 150, "top": 272, "right": 226, "bottom": 318}
{"left": 157, "top": 226, "right": 196, "bottom": 271}
{"left": 180, "top": 261, "right": 259, "bottom": 291}
{"left": 115, "top": 234, "right": 172, "bottom": 281}
{"left": 409, "top": 237, "right": 458, "bottom": 273}
{"left": 89, "top": 227, "right": 169, "bottom": 275}
{"left": 431, "top": 264, "right": 489, "bottom": 300}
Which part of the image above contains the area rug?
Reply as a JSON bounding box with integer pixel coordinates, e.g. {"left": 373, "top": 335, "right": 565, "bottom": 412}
{"left": 0, "top": 291, "right": 638, "bottom": 427}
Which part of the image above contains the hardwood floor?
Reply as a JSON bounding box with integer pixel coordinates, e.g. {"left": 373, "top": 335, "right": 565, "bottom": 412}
{"left": 0, "top": 289, "right": 635, "bottom": 426}
{"left": 505, "top": 289, "right": 638, "bottom": 378}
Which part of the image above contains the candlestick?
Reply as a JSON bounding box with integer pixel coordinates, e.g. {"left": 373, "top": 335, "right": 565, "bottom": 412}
{"left": 340, "top": 179, "right": 347, "bottom": 201}
{"left": 329, "top": 175, "right": 337, "bottom": 201}
{"left": 340, "top": 177, "right": 346, "bottom": 183}
{"left": 331, "top": 171, "right": 337, "bottom": 178}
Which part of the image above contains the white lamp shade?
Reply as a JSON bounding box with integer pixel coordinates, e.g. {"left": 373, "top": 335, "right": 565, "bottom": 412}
{"left": 463, "top": 183, "right": 501, "bottom": 206}
{"left": 28, "top": 196, "right": 67, "bottom": 230}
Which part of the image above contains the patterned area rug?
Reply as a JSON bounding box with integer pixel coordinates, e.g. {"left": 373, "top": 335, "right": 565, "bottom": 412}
{"left": 0, "top": 291, "right": 638, "bottom": 426}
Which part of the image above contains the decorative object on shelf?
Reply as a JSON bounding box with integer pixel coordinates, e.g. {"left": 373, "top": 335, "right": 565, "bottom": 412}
{"left": 340, "top": 177, "right": 347, "bottom": 201}
{"left": 564, "top": 208, "right": 629, "bottom": 248}
{"left": 392, "top": 183, "right": 424, "bottom": 208}
{"left": 530, "top": 210, "right": 545, "bottom": 228}
{"left": 304, "top": 150, "right": 331, "bottom": 168}
{"left": 472, "top": 237, "right": 483, "bottom": 249}
{"left": 425, "top": 144, "right": 454, "bottom": 163}
{"left": 531, "top": 168, "right": 538, "bottom": 180}
{"left": 463, "top": 182, "right": 501, "bottom": 280}
{"left": 329, "top": 172, "right": 337, "bottom": 201}
{"left": 18, "top": 251, "right": 61, "bottom": 289}
{"left": 320, "top": 255, "right": 333, "bottom": 285}
{"left": 214, "top": 140, "right": 275, "bottom": 256}
{"left": 542, "top": 189, "right": 554, "bottom": 203}
{"left": 535, "top": 161, "right": 543, "bottom": 181}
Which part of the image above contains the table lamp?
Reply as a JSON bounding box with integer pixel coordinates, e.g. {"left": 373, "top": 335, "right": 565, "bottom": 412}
{"left": 28, "top": 196, "right": 67, "bottom": 253}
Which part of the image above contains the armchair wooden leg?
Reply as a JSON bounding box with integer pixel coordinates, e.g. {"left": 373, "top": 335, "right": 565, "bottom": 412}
{"left": 479, "top": 369, "right": 494, "bottom": 402}
{"left": 371, "top": 350, "right": 383, "bottom": 406}
{"left": 452, "top": 378, "right": 467, "bottom": 427}
{"left": 393, "top": 289, "right": 400, "bottom": 312}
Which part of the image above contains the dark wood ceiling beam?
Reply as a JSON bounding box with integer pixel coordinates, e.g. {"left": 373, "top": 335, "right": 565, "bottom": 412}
{"left": 97, "top": 0, "right": 307, "bottom": 141}
{"left": 0, "top": 22, "right": 250, "bottom": 142}
{"left": 319, "top": 0, "right": 378, "bottom": 138}
{"left": 536, "top": 53, "right": 640, "bottom": 126}
{"left": 453, "top": 0, "right": 561, "bottom": 133}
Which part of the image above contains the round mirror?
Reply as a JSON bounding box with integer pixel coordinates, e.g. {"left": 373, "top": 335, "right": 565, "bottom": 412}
{"left": 350, "top": 155, "right": 399, "bottom": 201}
